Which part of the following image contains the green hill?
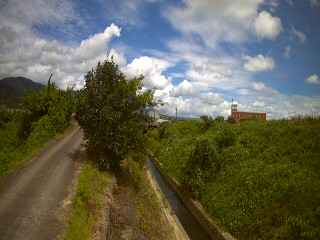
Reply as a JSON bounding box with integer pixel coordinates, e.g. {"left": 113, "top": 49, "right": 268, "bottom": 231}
{"left": 0, "top": 77, "right": 45, "bottom": 107}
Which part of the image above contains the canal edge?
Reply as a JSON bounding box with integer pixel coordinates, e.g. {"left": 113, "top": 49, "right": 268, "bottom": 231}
{"left": 145, "top": 167, "right": 190, "bottom": 240}
{"left": 147, "top": 153, "right": 235, "bottom": 240}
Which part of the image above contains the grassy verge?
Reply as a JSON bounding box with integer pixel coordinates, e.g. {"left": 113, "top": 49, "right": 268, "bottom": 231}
{"left": 0, "top": 121, "right": 75, "bottom": 186}
{"left": 65, "top": 159, "right": 112, "bottom": 240}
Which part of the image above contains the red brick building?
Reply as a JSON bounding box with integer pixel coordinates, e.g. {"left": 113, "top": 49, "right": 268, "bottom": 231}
{"left": 231, "top": 102, "right": 266, "bottom": 124}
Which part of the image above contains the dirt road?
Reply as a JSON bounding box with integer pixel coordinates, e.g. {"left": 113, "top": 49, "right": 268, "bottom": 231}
{"left": 0, "top": 126, "right": 84, "bottom": 240}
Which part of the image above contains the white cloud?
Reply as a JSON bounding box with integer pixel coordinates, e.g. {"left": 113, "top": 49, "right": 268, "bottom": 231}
{"left": 41, "top": 51, "right": 65, "bottom": 66}
{"left": 305, "top": 74, "right": 320, "bottom": 84}
{"left": 0, "top": 0, "right": 318, "bottom": 120}
{"left": 252, "top": 82, "right": 278, "bottom": 94}
{"left": 156, "top": 95, "right": 231, "bottom": 119}
{"left": 284, "top": 45, "right": 291, "bottom": 59}
{"left": 201, "top": 92, "right": 224, "bottom": 105}
{"left": 72, "top": 24, "right": 121, "bottom": 63}
{"left": 108, "top": 49, "right": 127, "bottom": 67}
{"left": 252, "top": 100, "right": 266, "bottom": 107}
{"left": 236, "top": 88, "right": 251, "bottom": 95}
{"left": 170, "top": 80, "right": 199, "bottom": 97}
{"left": 292, "top": 28, "right": 307, "bottom": 43}
{"left": 162, "top": 49, "right": 251, "bottom": 92}
{"left": 254, "top": 11, "right": 282, "bottom": 39}
{"left": 164, "top": 0, "right": 284, "bottom": 49}
{"left": 0, "top": 0, "right": 83, "bottom": 40}
{"left": 125, "top": 56, "right": 172, "bottom": 90}
{"left": 244, "top": 54, "right": 275, "bottom": 72}
{"left": 0, "top": 20, "right": 124, "bottom": 89}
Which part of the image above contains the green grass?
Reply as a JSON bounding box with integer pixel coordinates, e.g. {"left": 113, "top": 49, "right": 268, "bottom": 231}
{"left": 65, "top": 160, "right": 110, "bottom": 240}
{"left": 0, "top": 120, "right": 74, "bottom": 186}
{"left": 65, "top": 156, "right": 174, "bottom": 240}
{"left": 0, "top": 122, "right": 26, "bottom": 184}
{"left": 152, "top": 119, "right": 320, "bottom": 239}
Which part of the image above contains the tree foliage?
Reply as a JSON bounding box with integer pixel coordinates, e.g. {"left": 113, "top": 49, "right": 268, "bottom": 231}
{"left": 214, "top": 116, "right": 224, "bottom": 123}
{"left": 75, "top": 58, "right": 160, "bottom": 170}
{"left": 18, "top": 82, "right": 74, "bottom": 140}
{"left": 1, "top": 81, "right": 74, "bottom": 184}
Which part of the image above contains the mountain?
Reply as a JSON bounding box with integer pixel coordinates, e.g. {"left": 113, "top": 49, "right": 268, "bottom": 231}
{"left": 0, "top": 77, "right": 45, "bottom": 106}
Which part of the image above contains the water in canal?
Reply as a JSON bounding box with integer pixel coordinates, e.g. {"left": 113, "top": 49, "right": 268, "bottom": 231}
{"left": 147, "top": 157, "right": 212, "bottom": 240}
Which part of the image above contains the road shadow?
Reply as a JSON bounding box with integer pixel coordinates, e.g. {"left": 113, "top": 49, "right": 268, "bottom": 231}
{"left": 67, "top": 149, "right": 85, "bottom": 162}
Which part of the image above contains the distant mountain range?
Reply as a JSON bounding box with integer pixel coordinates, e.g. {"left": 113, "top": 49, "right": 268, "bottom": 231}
{"left": 0, "top": 77, "right": 45, "bottom": 107}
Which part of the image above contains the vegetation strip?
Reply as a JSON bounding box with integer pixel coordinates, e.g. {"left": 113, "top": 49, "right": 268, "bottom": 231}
{"left": 0, "top": 81, "right": 74, "bottom": 186}
{"left": 65, "top": 159, "right": 116, "bottom": 240}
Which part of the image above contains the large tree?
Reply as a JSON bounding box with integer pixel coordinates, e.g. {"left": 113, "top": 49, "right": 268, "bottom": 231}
{"left": 75, "top": 57, "right": 159, "bottom": 170}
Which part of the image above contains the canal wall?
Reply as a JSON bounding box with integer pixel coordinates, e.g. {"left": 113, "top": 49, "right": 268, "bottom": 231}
{"left": 145, "top": 168, "right": 190, "bottom": 240}
{"left": 147, "top": 153, "right": 235, "bottom": 240}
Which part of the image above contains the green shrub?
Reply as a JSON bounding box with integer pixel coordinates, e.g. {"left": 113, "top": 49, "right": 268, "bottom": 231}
{"left": 215, "top": 126, "right": 237, "bottom": 152}
{"left": 182, "top": 135, "right": 220, "bottom": 198}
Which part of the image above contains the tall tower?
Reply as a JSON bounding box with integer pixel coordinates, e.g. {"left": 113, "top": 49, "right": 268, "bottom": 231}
{"left": 231, "top": 99, "right": 237, "bottom": 113}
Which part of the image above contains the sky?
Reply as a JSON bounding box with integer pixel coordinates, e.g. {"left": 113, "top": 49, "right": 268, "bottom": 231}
{"left": 0, "top": 0, "right": 319, "bottom": 119}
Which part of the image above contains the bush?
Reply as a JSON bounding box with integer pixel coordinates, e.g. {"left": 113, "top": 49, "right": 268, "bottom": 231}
{"left": 215, "top": 126, "right": 237, "bottom": 152}
{"left": 182, "top": 135, "right": 220, "bottom": 199}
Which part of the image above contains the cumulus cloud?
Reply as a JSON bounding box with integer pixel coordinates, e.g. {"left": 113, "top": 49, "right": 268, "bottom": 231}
{"left": 244, "top": 54, "right": 275, "bottom": 72}
{"left": 155, "top": 81, "right": 320, "bottom": 120}
{"left": 170, "top": 80, "right": 199, "bottom": 97}
{"left": 0, "top": 0, "right": 318, "bottom": 120}
{"left": 252, "top": 82, "right": 278, "bottom": 94}
{"left": 0, "top": 26, "right": 18, "bottom": 53}
{"left": 126, "top": 56, "right": 171, "bottom": 90}
{"left": 72, "top": 24, "right": 121, "bottom": 63}
{"left": 292, "top": 28, "right": 307, "bottom": 43}
{"left": 254, "top": 11, "right": 282, "bottom": 39}
{"left": 163, "top": 0, "right": 284, "bottom": 49}
{"left": 305, "top": 74, "right": 320, "bottom": 84}
{"left": 156, "top": 95, "right": 231, "bottom": 119}
{"left": 0, "top": 21, "right": 124, "bottom": 88}
{"left": 201, "top": 92, "right": 224, "bottom": 105}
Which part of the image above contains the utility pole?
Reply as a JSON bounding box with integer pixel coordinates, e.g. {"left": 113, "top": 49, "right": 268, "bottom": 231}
{"left": 175, "top": 107, "right": 177, "bottom": 121}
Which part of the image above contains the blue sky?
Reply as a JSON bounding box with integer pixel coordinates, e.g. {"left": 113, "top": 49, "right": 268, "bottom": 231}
{"left": 0, "top": 0, "right": 319, "bottom": 119}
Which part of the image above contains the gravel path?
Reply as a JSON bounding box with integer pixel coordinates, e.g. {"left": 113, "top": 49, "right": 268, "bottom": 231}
{"left": 0, "top": 126, "right": 83, "bottom": 240}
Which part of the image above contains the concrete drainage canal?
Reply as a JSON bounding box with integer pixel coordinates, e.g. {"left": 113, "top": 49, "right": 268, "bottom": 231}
{"left": 147, "top": 156, "right": 212, "bottom": 240}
